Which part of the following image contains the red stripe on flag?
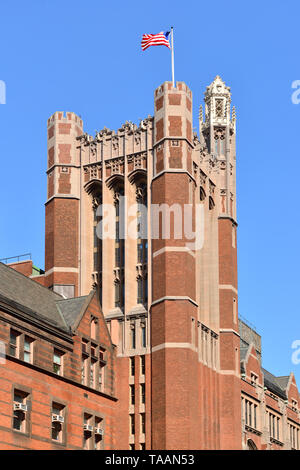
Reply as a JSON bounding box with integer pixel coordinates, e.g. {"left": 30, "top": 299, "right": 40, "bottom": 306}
{"left": 141, "top": 32, "right": 170, "bottom": 50}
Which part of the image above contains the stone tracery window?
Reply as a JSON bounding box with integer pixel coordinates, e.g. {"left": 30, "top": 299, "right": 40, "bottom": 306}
{"left": 215, "top": 99, "right": 223, "bottom": 118}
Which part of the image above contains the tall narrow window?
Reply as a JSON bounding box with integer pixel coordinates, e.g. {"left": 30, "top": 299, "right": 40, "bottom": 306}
{"left": 136, "top": 184, "right": 148, "bottom": 307}
{"left": 130, "top": 385, "right": 135, "bottom": 405}
{"left": 130, "top": 414, "right": 135, "bottom": 435}
{"left": 13, "top": 390, "right": 28, "bottom": 432}
{"left": 53, "top": 349, "right": 64, "bottom": 375}
{"left": 24, "top": 336, "right": 33, "bottom": 364}
{"left": 114, "top": 188, "right": 124, "bottom": 310}
{"left": 130, "top": 357, "right": 135, "bottom": 376}
{"left": 140, "top": 413, "right": 146, "bottom": 434}
{"left": 83, "top": 413, "right": 93, "bottom": 449}
{"left": 9, "top": 330, "right": 19, "bottom": 357}
{"left": 214, "top": 139, "right": 218, "bottom": 155}
{"left": 94, "top": 417, "right": 103, "bottom": 450}
{"left": 93, "top": 195, "right": 102, "bottom": 306}
{"left": 115, "top": 281, "right": 121, "bottom": 308}
{"left": 141, "top": 321, "right": 146, "bottom": 348}
{"left": 91, "top": 318, "right": 98, "bottom": 341}
{"left": 130, "top": 322, "right": 136, "bottom": 349}
{"left": 51, "top": 403, "right": 65, "bottom": 443}
{"left": 137, "top": 277, "right": 143, "bottom": 304}
{"left": 141, "top": 355, "right": 145, "bottom": 376}
{"left": 220, "top": 138, "right": 225, "bottom": 155}
{"left": 141, "top": 383, "right": 145, "bottom": 404}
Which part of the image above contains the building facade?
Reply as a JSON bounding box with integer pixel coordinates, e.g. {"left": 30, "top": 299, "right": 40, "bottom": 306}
{"left": 0, "top": 76, "right": 299, "bottom": 450}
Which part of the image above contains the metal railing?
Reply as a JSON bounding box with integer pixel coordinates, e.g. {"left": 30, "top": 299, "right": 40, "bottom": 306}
{"left": 239, "top": 314, "right": 257, "bottom": 331}
{"left": 0, "top": 253, "right": 32, "bottom": 264}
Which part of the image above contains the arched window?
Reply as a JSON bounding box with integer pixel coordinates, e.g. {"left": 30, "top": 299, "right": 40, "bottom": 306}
{"left": 92, "top": 194, "right": 102, "bottom": 304}
{"left": 247, "top": 439, "right": 257, "bottom": 450}
{"left": 114, "top": 186, "right": 125, "bottom": 310}
{"left": 200, "top": 186, "right": 206, "bottom": 202}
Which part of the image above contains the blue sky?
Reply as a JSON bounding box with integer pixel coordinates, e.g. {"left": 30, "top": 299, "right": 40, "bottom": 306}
{"left": 0, "top": 0, "right": 300, "bottom": 384}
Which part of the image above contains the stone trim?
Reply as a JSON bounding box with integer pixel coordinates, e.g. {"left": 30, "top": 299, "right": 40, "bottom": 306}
{"left": 151, "top": 296, "right": 198, "bottom": 307}
{"left": 219, "top": 284, "right": 238, "bottom": 295}
{"left": 153, "top": 246, "right": 196, "bottom": 258}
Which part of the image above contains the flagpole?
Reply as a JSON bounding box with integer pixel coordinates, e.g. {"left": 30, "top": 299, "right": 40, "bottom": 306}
{"left": 171, "top": 26, "right": 175, "bottom": 88}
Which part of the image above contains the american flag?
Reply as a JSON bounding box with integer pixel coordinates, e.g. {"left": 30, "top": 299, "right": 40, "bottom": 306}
{"left": 141, "top": 31, "right": 171, "bottom": 51}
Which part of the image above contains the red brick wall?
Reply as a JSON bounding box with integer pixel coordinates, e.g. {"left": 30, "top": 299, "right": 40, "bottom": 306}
{"left": 45, "top": 198, "right": 79, "bottom": 288}
{"left": 7, "top": 261, "right": 32, "bottom": 277}
{"left": 0, "top": 291, "right": 117, "bottom": 450}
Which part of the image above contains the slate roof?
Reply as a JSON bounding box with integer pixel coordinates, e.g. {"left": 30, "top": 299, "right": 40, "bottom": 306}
{"left": 240, "top": 341, "right": 289, "bottom": 399}
{"left": 0, "top": 262, "right": 89, "bottom": 334}
{"left": 262, "top": 368, "right": 287, "bottom": 400}
{"left": 276, "top": 376, "right": 290, "bottom": 390}
{"left": 56, "top": 296, "right": 89, "bottom": 329}
{"left": 240, "top": 346, "right": 249, "bottom": 362}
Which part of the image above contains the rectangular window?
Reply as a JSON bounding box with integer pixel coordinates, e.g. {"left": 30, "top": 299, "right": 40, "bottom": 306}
{"left": 130, "top": 414, "right": 135, "bottom": 435}
{"left": 82, "top": 339, "right": 89, "bottom": 355}
{"left": 141, "top": 322, "right": 146, "bottom": 348}
{"left": 254, "top": 404, "right": 257, "bottom": 429}
{"left": 140, "top": 356, "right": 145, "bottom": 376}
{"left": 268, "top": 411, "right": 281, "bottom": 440}
{"left": 90, "top": 360, "right": 96, "bottom": 388}
{"left": 249, "top": 401, "right": 252, "bottom": 427}
{"left": 141, "top": 383, "right": 145, "bottom": 404}
{"left": 250, "top": 373, "right": 258, "bottom": 386}
{"left": 91, "top": 319, "right": 98, "bottom": 340}
{"left": 13, "top": 390, "right": 28, "bottom": 433}
{"left": 9, "top": 330, "right": 19, "bottom": 357}
{"left": 137, "top": 278, "right": 143, "bottom": 304}
{"left": 81, "top": 356, "right": 87, "bottom": 385}
{"left": 83, "top": 413, "right": 93, "bottom": 450}
{"left": 94, "top": 417, "right": 103, "bottom": 450}
{"left": 99, "top": 347, "right": 106, "bottom": 362}
{"left": 214, "top": 139, "right": 218, "bottom": 155}
{"left": 131, "top": 323, "right": 136, "bottom": 349}
{"left": 141, "top": 413, "right": 145, "bottom": 434}
{"left": 115, "top": 282, "right": 120, "bottom": 308}
{"left": 51, "top": 403, "right": 65, "bottom": 443}
{"left": 137, "top": 243, "right": 143, "bottom": 263}
{"left": 91, "top": 343, "right": 97, "bottom": 358}
{"left": 130, "top": 357, "right": 135, "bottom": 376}
{"left": 243, "top": 398, "right": 259, "bottom": 430}
{"left": 130, "top": 385, "right": 135, "bottom": 406}
{"left": 115, "top": 246, "right": 120, "bottom": 267}
{"left": 53, "top": 349, "right": 64, "bottom": 375}
{"left": 24, "top": 336, "right": 32, "bottom": 364}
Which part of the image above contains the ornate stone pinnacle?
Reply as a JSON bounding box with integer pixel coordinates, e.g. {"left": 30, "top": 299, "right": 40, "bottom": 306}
{"left": 199, "top": 104, "right": 203, "bottom": 122}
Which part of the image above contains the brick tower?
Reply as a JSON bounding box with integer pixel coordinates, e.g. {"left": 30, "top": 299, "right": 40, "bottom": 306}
{"left": 45, "top": 112, "right": 83, "bottom": 297}
{"left": 151, "top": 82, "right": 200, "bottom": 449}
{"left": 43, "top": 77, "right": 242, "bottom": 450}
{"left": 200, "top": 76, "right": 241, "bottom": 448}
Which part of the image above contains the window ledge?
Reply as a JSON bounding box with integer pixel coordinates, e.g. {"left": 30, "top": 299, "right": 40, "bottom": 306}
{"left": 245, "top": 424, "right": 262, "bottom": 436}
{"left": 270, "top": 437, "right": 284, "bottom": 446}
{"left": 13, "top": 429, "right": 30, "bottom": 438}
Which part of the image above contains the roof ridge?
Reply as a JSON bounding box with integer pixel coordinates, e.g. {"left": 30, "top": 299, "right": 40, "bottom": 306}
{"left": 0, "top": 262, "right": 62, "bottom": 299}
{"left": 56, "top": 295, "right": 88, "bottom": 304}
